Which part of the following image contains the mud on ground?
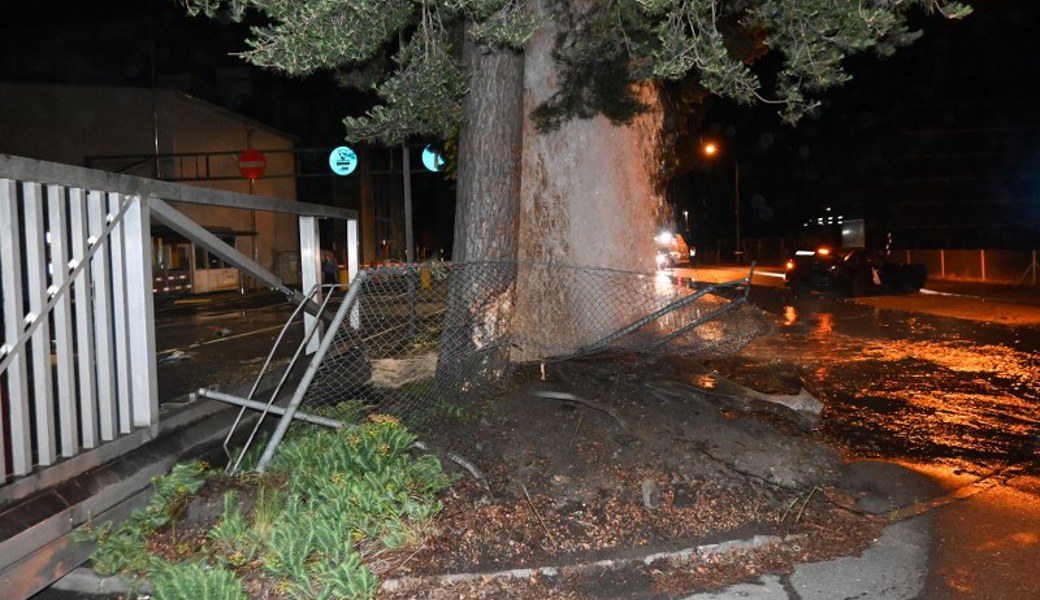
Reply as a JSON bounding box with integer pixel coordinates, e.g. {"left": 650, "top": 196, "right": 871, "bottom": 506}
{"left": 379, "top": 352, "right": 885, "bottom": 599}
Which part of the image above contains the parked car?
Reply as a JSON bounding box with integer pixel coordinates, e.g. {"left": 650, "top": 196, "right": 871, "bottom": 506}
{"left": 655, "top": 231, "right": 691, "bottom": 268}
{"left": 784, "top": 248, "right": 927, "bottom": 296}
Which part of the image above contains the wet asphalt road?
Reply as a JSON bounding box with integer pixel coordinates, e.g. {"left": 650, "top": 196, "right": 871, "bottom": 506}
{"left": 742, "top": 285, "right": 1040, "bottom": 599}
{"left": 747, "top": 286, "right": 1040, "bottom": 472}
{"left": 153, "top": 291, "right": 304, "bottom": 402}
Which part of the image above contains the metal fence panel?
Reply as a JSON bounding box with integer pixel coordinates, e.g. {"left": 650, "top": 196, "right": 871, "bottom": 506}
{"left": 69, "top": 188, "right": 99, "bottom": 449}
{"left": 263, "top": 261, "right": 761, "bottom": 426}
{"left": 123, "top": 196, "right": 158, "bottom": 427}
{"left": 47, "top": 186, "right": 79, "bottom": 457}
{"left": 1, "top": 181, "right": 32, "bottom": 476}
{"left": 984, "top": 249, "right": 1034, "bottom": 283}
{"left": 236, "top": 261, "right": 763, "bottom": 471}
{"left": 88, "top": 192, "right": 118, "bottom": 442}
{"left": 108, "top": 193, "right": 133, "bottom": 434}
{"left": 0, "top": 153, "right": 355, "bottom": 491}
{"left": 23, "top": 183, "right": 57, "bottom": 466}
{"left": 905, "top": 248, "right": 1037, "bottom": 284}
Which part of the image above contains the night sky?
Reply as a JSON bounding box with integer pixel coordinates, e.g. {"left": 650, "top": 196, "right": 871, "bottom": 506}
{"left": 684, "top": 0, "right": 1040, "bottom": 250}
{"left": 0, "top": 0, "right": 364, "bottom": 147}
{"left": 2, "top": 0, "right": 1037, "bottom": 251}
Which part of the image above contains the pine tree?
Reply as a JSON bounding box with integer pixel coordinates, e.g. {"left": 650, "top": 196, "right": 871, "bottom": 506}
{"left": 183, "top": 0, "right": 970, "bottom": 361}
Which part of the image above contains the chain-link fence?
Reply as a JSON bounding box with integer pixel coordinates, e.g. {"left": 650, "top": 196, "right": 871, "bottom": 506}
{"left": 206, "top": 261, "right": 767, "bottom": 471}
{"left": 304, "top": 261, "right": 764, "bottom": 417}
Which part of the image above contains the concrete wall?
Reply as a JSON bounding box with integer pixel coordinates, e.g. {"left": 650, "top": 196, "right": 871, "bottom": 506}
{"left": 161, "top": 95, "right": 298, "bottom": 282}
{"left": 0, "top": 82, "right": 301, "bottom": 283}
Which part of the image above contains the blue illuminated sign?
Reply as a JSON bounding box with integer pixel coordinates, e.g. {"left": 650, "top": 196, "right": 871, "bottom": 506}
{"left": 422, "top": 145, "right": 445, "bottom": 172}
{"left": 328, "top": 146, "right": 358, "bottom": 176}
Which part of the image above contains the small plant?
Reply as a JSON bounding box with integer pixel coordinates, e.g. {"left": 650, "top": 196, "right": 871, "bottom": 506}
{"left": 76, "top": 461, "right": 210, "bottom": 576}
{"left": 149, "top": 561, "right": 247, "bottom": 600}
{"left": 312, "top": 551, "right": 379, "bottom": 600}
{"left": 433, "top": 396, "right": 468, "bottom": 420}
{"left": 82, "top": 416, "right": 451, "bottom": 600}
{"left": 312, "top": 399, "right": 367, "bottom": 423}
{"left": 208, "top": 492, "right": 259, "bottom": 567}
{"left": 256, "top": 414, "right": 451, "bottom": 598}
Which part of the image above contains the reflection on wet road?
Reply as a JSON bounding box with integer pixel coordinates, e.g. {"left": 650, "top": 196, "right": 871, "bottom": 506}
{"left": 746, "top": 290, "right": 1040, "bottom": 472}
{"left": 154, "top": 294, "right": 303, "bottom": 402}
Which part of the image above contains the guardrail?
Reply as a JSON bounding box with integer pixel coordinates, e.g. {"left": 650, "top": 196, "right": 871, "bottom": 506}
{"left": 0, "top": 153, "right": 357, "bottom": 489}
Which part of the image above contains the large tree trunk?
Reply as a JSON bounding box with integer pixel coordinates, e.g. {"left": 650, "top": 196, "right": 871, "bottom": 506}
{"left": 453, "top": 26, "right": 525, "bottom": 262}
{"left": 511, "top": 1, "right": 666, "bottom": 359}
{"left": 438, "top": 29, "right": 525, "bottom": 391}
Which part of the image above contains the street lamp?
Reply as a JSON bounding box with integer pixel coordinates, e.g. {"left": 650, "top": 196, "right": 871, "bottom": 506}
{"left": 702, "top": 141, "right": 741, "bottom": 262}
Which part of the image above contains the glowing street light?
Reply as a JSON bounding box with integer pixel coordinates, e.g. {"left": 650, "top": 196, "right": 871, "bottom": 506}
{"left": 702, "top": 141, "right": 741, "bottom": 262}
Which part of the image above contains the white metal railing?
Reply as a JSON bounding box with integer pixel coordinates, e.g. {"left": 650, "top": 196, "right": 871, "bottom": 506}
{"left": 0, "top": 153, "right": 358, "bottom": 487}
{"left": 1, "top": 187, "right": 156, "bottom": 479}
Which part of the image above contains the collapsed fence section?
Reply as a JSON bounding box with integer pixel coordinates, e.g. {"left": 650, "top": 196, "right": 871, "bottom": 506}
{"left": 204, "top": 261, "right": 764, "bottom": 472}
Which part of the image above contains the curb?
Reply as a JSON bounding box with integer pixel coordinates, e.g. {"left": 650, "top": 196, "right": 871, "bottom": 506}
{"left": 47, "top": 533, "right": 791, "bottom": 597}
{"left": 381, "top": 533, "right": 789, "bottom": 592}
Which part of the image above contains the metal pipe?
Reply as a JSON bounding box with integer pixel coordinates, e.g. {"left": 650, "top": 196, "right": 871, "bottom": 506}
{"left": 403, "top": 144, "right": 414, "bottom": 264}
{"left": 199, "top": 389, "right": 344, "bottom": 429}
{"left": 586, "top": 284, "right": 720, "bottom": 351}
{"left": 656, "top": 264, "right": 754, "bottom": 347}
{"left": 220, "top": 284, "right": 320, "bottom": 465}
{"left": 226, "top": 284, "right": 340, "bottom": 473}
{"left": 586, "top": 268, "right": 752, "bottom": 352}
{"left": 655, "top": 296, "right": 747, "bottom": 347}
{"left": 255, "top": 270, "right": 371, "bottom": 472}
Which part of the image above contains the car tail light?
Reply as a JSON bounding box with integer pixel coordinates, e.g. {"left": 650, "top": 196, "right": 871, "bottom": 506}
{"left": 785, "top": 259, "right": 796, "bottom": 271}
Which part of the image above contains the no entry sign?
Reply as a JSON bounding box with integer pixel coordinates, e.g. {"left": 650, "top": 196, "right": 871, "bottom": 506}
{"left": 238, "top": 149, "right": 267, "bottom": 179}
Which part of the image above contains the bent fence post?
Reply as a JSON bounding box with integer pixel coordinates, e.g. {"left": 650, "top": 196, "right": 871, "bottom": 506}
{"left": 254, "top": 270, "right": 370, "bottom": 473}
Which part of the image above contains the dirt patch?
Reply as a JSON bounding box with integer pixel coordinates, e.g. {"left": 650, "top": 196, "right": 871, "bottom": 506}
{"left": 375, "top": 353, "right": 883, "bottom": 598}
{"left": 141, "top": 351, "right": 885, "bottom": 599}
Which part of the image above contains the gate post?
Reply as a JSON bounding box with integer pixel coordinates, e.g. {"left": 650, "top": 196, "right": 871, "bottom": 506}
{"left": 300, "top": 216, "right": 321, "bottom": 354}
{"left": 124, "top": 196, "right": 158, "bottom": 428}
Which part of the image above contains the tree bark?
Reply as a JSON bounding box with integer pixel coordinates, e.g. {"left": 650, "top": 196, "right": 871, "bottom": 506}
{"left": 453, "top": 25, "right": 525, "bottom": 262}
{"left": 438, "top": 28, "right": 525, "bottom": 391}
{"left": 511, "top": 0, "right": 667, "bottom": 359}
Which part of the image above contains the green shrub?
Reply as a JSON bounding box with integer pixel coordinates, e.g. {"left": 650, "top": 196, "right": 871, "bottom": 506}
{"left": 82, "top": 416, "right": 451, "bottom": 600}
{"left": 76, "top": 461, "right": 210, "bottom": 576}
{"left": 150, "top": 561, "right": 247, "bottom": 600}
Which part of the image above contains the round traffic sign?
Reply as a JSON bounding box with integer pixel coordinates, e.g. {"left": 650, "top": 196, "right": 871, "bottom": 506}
{"left": 329, "top": 146, "right": 358, "bottom": 176}
{"left": 422, "top": 145, "right": 445, "bottom": 172}
{"left": 237, "top": 149, "right": 266, "bottom": 179}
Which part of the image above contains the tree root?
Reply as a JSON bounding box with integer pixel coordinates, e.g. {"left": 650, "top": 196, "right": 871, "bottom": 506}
{"left": 531, "top": 390, "right": 630, "bottom": 431}
{"left": 413, "top": 440, "right": 490, "bottom": 492}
